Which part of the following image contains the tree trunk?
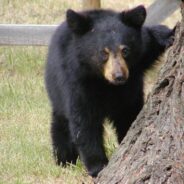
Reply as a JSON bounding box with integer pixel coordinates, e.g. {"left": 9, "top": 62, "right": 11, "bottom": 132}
{"left": 82, "top": 0, "right": 101, "bottom": 10}
{"left": 96, "top": 2, "right": 184, "bottom": 184}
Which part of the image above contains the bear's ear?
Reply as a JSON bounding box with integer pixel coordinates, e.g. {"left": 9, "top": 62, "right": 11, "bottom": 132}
{"left": 120, "top": 5, "right": 146, "bottom": 28}
{"left": 66, "top": 9, "right": 93, "bottom": 35}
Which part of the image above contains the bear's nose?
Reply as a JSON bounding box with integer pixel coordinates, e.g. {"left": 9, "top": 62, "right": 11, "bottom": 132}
{"left": 113, "top": 73, "right": 125, "bottom": 83}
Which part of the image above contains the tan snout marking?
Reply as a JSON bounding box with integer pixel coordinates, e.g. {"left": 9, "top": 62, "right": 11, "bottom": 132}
{"left": 119, "top": 45, "right": 125, "bottom": 50}
{"left": 103, "top": 48, "right": 129, "bottom": 84}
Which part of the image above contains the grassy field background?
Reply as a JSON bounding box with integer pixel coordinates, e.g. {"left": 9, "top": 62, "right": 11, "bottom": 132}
{"left": 0, "top": 0, "right": 180, "bottom": 184}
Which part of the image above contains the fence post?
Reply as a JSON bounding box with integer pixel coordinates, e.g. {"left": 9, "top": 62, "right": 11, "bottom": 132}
{"left": 82, "top": 0, "right": 101, "bottom": 10}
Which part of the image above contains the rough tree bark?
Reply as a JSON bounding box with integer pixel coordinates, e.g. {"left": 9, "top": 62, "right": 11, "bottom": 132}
{"left": 96, "top": 2, "right": 184, "bottom": 184}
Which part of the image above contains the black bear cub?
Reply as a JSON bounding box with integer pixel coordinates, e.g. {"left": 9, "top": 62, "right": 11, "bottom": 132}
{"left": 45, "top": 5, "right": 174, "bottom": 177}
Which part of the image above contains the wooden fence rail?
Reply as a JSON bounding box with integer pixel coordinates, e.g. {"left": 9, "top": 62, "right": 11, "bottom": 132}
{"left": 0, "top": 0, "right": 180, "bottom": 46}
{"left": 0, "top": 24, "right": 57, "bottom": 46}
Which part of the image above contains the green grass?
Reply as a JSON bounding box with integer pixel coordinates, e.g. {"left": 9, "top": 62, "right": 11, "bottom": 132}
{"left": 0, "top": 47, "right": 117, "bottom": 184}
{"left": 0, "top": 0, "right": 179, "bottom": 183}
{"left": 0, "top": 47, "right": 93, "bottom": 184}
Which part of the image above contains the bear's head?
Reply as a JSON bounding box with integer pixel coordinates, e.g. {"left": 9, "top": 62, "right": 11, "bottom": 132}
{"left": 66, "top": 6, "right": 146, "bottom": 85}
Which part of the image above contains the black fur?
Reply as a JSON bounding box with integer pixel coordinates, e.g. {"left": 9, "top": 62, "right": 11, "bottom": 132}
{"left": 45, "top": 6, "right": 174, "bottom": 177}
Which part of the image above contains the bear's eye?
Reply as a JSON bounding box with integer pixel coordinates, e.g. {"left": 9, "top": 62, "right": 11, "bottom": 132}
{"left": 101, "top": 49, "right": 109, "bottom": 62}
{"left": 121, "top": 47, "right": 130, "bottom": 58}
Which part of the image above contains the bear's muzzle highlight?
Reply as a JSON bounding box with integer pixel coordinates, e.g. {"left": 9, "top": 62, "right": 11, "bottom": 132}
{"left": 103, "top": 51, "right": 129, "bottom": 85}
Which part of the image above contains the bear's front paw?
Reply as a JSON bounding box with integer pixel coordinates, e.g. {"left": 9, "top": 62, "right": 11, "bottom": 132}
{"left": 159, "top": 28, "right": 175, "bottom": 49}
{"left": 165, "top": 26, "right": 176, "bottom": 48}
{"left": 86, "top": 158, "right": 108, "bottom": 177}
{"left": 165, "top": 35, "right": 175, "bottom": 49}
{"left": 148, "top": 25, "right": 176, "bottom": 49}
{"left": 88, "top": 163, "right": 107, "bottom": 178}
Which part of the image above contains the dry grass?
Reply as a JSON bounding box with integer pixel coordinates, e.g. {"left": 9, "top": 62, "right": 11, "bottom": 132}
{"left": 0, "top": 0, "right": 180, "bottom": 25}
{"left": 0, "top": 0, "right": 180, "bottom": 184}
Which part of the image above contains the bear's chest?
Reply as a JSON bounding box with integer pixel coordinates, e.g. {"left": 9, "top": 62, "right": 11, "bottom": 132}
{"left": 86, "top": 81, "right": 141, "bottom": 109}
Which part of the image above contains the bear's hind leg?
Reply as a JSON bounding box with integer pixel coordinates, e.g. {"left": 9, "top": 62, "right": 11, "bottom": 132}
{"left": 113, "top": 102, "right": 143, "bottom": 143}
{"left": 113, "top": 116, "right": 135, "bottom": 144}
{"left": 51, "top": 111, "right": 78, "bottom": 166}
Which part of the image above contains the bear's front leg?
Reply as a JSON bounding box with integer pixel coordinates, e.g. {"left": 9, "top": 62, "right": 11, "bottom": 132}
{"left": 68, "top": 110, "right": 108, "bottom": 177}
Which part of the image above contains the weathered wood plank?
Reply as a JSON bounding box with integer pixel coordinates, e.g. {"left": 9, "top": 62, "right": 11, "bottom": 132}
{"left": 145, "top": 0, "right": 180, "bottom": 25}
{"left": 0, "top": 24, "right": 57, "bottom": 46}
